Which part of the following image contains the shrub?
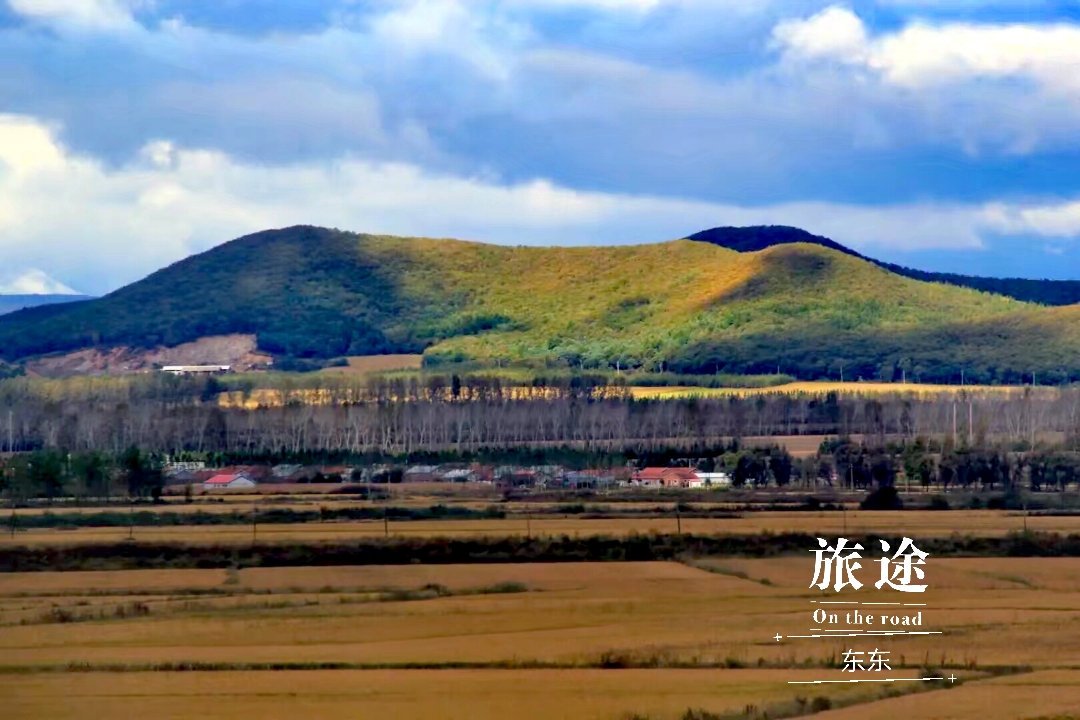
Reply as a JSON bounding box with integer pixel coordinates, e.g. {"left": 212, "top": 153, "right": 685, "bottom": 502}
{"left": 860, "top": 485, "right": 903, "bottom": 511}
{"left": 929, "top": 495, "right": 950, "bottom": 511}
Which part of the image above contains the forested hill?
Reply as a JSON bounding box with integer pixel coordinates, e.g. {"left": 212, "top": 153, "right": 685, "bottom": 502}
{"left": 687, "top": 226, "right": 1080, "bottom": 306}
{"left": 3, "top": 224, "right": 1080, "bottom": 384}
{"left": 0, "top": 294, "right": 94, "bottom": 317}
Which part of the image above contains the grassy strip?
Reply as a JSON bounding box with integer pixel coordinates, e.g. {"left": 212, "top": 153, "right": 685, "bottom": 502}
{"left": 627, "top": 665, "right": 1033, "bottom": 720}
{"left": 676, "top": 556, "right": 774, "bottom": 586}
{"left": 8, "top": 505, "right": 505, "bottom": 530}
{"left": 9, "top": 581, "right": 530, "bottom": 626}
{"left": 3, "top": 531, "right": 1080, "bottom": 572}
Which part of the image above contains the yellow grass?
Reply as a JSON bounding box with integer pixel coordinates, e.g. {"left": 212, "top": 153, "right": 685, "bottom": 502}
{"left": 2, "top": 559, "right": 1079, "bottom": 718}
{"left": 4, "top": 510, "right": 1077, "bottom": 546}
{"left": 217, "top": 379, "right": 1052, "bottom": 408}
{"left": 629, "top": 381, "right": 1053, "bottom": 399}
{"left": 1, "top": 669, "right": 885, "bottom": 720}
{"left": 823, "top": 670, "right": 1080, "bottom": 720}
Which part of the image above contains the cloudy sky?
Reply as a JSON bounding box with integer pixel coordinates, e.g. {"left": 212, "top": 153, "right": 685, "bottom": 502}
{"left": 2, "top": 0, "right": 1080, "bottom": 295}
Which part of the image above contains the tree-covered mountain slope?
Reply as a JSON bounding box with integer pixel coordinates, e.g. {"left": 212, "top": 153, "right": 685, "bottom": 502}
{"left": 0, "top": 225, "right": 1077, "bottom": 384}
{"left": 687, "top": 225, "right": 1080, "bottom": 306}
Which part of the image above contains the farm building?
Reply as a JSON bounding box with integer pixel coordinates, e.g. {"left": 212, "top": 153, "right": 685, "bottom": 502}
{"left": 202, "top": 473, "right": 256, "bottom": 490}
{"left": 404, "top": 465, "right": 442, "bottom": 482}
{"left": 161, "top": 365, "right": 232, "bottom": 376}
{"left": 563, "top": 470, "right": 617, "bottom": 490}
{"left": 443, "top": 468, "right": 479, "bottom": 483}
{"left": 691, "top": 472, "right": 732, "bottom": 489}
{"left": 632, "top": 467, "right": 700, "bottom": 489}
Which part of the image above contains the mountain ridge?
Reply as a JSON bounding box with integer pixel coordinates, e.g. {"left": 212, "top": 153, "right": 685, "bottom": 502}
{"left": 686, "top": 226, "right": 1080, "bottom": 306}
{"left": 1, "top": 225, "right": 1079, "bottom": 384}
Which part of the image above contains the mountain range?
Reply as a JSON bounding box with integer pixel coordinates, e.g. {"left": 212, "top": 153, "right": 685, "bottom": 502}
{"left": 1, "top": 225, "right": 1078, "bottom": 384}
{"left": 0, "top": 294, "right": 94, "bottom": 317}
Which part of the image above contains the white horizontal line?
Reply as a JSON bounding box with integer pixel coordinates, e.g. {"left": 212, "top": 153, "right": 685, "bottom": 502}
{"left": 817, "top": 629, "right": 866, "bottom": 632}
{"left": 812, "top": 601, "right": 930, "bottom": 606}
{"left": 786, "top": 631, "right": 941, "bottom": 638}
{"left": 789, "top": 677, "right": 944, "bottom": 685}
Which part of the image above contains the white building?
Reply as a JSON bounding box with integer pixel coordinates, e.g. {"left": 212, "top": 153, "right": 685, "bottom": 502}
{"left": 161, "top": 365, "right": 232, "bottom": 376}
{"left": 693, "top": 472, "right": 732, "bottom": 489}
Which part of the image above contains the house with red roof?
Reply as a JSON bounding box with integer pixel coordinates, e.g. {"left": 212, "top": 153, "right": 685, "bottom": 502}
{"left": 632, "top": 467, "right": 699, "bottom": 489}
{"left": 202, "top": 472, "right": 256, "bottom": 490}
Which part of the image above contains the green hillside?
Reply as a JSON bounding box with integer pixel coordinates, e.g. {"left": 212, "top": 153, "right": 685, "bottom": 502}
{"left": 1, "top": 225, "right": 1078, "bottom": 384}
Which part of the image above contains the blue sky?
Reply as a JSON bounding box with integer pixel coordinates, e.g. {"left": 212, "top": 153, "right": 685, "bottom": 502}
{"left": 2, "top": 0, "right": 1080, "bottom": 294}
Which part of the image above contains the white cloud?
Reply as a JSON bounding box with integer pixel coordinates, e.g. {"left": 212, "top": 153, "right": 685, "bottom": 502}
{"left": 6, "top": 0, "right": 140, "bottom": 29}
{"left": 773, "top": 6, "right": 1080, "bottom": 94}
{"left": 515, "top": 0, "right": 666, "bottom": 10}
{"left": 983, "top": 200, "right": 1080, "bottom": 238}
{"left": 1, "top": 113, "right": 1079, "bottom": 294}
{"left": 772, "top": 6, "right": 869, "bottom": 64}
{"left": 0, "top": 269, "right": 79, "bottom": 295}
{"left": 366, "top": 0, "right": 530, "bottom": 81}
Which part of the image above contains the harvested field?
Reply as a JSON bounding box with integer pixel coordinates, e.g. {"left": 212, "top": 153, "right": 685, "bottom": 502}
{"left": 822, "top": 670, "right": 1080, "bottom": 720}
{"left": 1, "top": 669, "right": 887, "bottom": 720}
{"left": 2, "top": 558, "right": 1078, "bottom": 718}
{"left": 2, "top": 509, "right": 1075, "bottom": 545}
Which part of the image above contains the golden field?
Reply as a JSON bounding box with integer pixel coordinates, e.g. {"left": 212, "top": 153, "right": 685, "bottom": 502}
{"left": 2, "top": 558, "right": 1080, "bottom": 718}
{"left": 628, "top": 381, "right": 1055, "bottom": 400}
{"left": 1, "top": 669, "right": 907, "bottom": 720}
{"left": 3, "top": 509, "right": 1076, "bottom": 546}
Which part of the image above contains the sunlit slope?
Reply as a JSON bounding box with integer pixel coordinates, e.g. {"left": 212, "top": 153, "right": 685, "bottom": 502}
{"left": 0, "top": 226, "right": 1072, "bottom": 382}
{"left": 412, "top": 240, "right": 1030, "bottom": 374}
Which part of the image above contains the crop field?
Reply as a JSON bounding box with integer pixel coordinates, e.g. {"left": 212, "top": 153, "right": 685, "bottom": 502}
{"left": 3, "top": 509, "right": 1077, "bottom": 546}
{"left": 2, "top": 558, "right": 1079, "bottom": 719}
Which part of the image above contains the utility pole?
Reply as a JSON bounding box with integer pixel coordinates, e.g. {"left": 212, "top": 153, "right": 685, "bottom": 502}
{"left": 8, "top": 469, "right": 15, "bottom": 538}
{"left": 968, "top": 401, "right": 973, "bottom": 446}
{"left": 676, "top": 504, "right": 682, "bottom": 535}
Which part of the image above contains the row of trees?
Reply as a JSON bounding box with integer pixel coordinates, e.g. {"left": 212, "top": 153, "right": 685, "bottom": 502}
{"left": 3, "top": 377, "right": 1080, "bottom": 455}
{"left": 1, "top": 448, "right": 162, "bottom": 502}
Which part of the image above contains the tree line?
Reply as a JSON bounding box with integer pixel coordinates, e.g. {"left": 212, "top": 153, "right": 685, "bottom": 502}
{"left": 3, "top": 379, "right": 1079, "bottom": 457}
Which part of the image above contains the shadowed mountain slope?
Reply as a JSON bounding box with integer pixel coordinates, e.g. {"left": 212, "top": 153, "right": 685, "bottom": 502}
{"left": 687, "top": 226, "right": 1080, "bottom": 306}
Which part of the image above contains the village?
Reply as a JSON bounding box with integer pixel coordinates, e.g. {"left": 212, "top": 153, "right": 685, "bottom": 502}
{"left": 163, "top": 460, "right": 733, "bottom": 493}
